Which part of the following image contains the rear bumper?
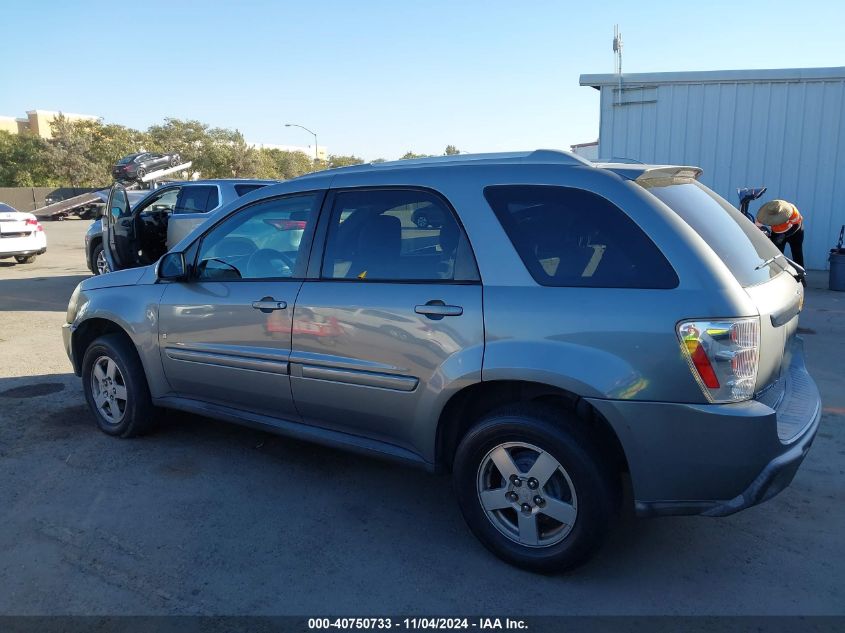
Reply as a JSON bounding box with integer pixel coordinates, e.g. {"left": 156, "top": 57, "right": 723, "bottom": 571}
{"left": 587, "top": 336, "right": 821, "bottom": 517}
{"left": 0, "top": 247, "right": 46, "bottom": 258}
{"left": 635, "top": 408, "right": 819, "bottom": 517}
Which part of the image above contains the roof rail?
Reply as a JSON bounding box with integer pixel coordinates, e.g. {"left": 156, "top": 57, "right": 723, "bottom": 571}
{"left": 294, "top": 149, "right": 591, "bottom": 180}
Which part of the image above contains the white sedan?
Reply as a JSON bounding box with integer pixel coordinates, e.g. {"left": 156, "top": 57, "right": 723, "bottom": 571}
{"left": 0, "top": 203, "right": 47, "bottom": 264}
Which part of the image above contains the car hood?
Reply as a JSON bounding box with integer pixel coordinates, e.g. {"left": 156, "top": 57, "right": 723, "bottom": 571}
{"left": 80, "top": 267, "right": 148, "bottom": 290}
{"left": 87, "top": 218, "right": 102, "bottom": 235}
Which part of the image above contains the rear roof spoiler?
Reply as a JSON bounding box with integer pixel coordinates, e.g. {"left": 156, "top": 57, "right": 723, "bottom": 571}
{"left": 595, "top": 164, "right": 703, "bottom": 182}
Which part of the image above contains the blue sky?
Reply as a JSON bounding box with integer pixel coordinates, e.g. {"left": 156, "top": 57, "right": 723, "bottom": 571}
{"left": 0, "top": 0, "right": 842, "bottom": 160}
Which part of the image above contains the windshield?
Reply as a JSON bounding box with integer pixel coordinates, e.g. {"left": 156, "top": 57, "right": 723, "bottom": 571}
{"left": 641, "top": 178, "right": 788, "bottom": 287}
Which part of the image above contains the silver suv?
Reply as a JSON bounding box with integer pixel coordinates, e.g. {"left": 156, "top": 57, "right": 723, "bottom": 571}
{"left": 85, "top": 179, "right": 274, "bottom": 275}
{"left": 63, "top": 151, "right": 820, "bottom": 571}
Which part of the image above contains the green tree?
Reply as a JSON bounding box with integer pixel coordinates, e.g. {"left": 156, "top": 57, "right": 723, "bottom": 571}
{"left": 199, "top": 127, "right": 262, "bottom": 178}
{"left": 444, "top": 145, "right": 460, "bottom": 155}
{"left": 147, "top": 118, "right": 210, "bottom": 174}
{"left": 326, "top": 154, "right": 365, "bottom": 169}
{"left": 45, "top": 114, "right": 102, "bottom": 187}
{"left": 400, "top": 151, "right": 431, "bottom": 160}
{"left": 262, "top": 148, "right": 317, "bottom": 180}
{"left": 0, "top": 131, "right": 52, "bottom": 186}
{"left": 90, "top": 122, "right": 149, "bottom": 177}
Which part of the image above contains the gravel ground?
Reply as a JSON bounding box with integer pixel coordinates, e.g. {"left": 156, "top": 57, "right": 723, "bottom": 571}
{"left": 0, "top": 219, "right": 843, "bottom": 616}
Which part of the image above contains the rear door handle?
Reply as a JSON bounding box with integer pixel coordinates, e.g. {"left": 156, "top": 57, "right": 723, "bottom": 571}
{"left": 252, "top": 297, "right": 287, "bottom": 313}
{"left": 415, "top": 301, "right": 463, "bottom": 319}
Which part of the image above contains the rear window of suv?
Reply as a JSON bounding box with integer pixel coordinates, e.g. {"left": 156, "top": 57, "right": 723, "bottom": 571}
{"left": 234, "top": 184, "right": 269, "bottom": 196}
{"left": 484, "top": 185, "right": 678, "bottom": 289}
{"left": 640, "top": 178, "right": 787, "bottom": 287}
{"left": 174, "top": 185, "right": 219, "bottom": 214}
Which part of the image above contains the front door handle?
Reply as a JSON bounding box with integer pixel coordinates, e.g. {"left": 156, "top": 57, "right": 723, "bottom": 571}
{"left": 252, "top": 297, "right": 288, "bottom": 313}
{"left": 415, "top": 300, "right": 463, "bottom": 319}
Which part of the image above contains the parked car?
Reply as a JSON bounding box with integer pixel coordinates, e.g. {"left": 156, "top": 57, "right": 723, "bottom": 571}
{"left": 410, "top": 203, "right": 446, "bottom": 228}
{"left": 0, "top": 203, "right": 47, "bottom": 264}
{"left": 112, "top": 152, "right": 182, "bottom": 181}
{"left": 85, "top": 180, "right": 275, "bottom": 275}
{"left": 63, "top": 151, "right": 820, "bottom": 572}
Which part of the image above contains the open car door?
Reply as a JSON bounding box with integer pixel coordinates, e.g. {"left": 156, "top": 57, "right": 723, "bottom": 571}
{"left": 102, "top": 184, "right": 138, "bottom": 271}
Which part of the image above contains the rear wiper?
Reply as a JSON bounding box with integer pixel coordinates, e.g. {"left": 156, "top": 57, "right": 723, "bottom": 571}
{"left": 754, "top": 253, "right": 785, "bottom": 271}
{"left": 783, "top": 256, "right": 806, "bottom": 284}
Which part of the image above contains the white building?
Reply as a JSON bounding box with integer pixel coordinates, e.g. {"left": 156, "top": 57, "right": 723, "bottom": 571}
{"left": 0, "top": 109, "right": 100, "bottom": 139}
{"left": 580, "top": 66, "right": 845, "bottom": 270}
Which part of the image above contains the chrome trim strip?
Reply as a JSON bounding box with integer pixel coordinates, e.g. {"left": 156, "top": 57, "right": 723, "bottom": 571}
{"left": 165, "top": 348, "right": 288, "bottom": 374}
{"left": 299, "top": 364, "right": 418, "bottom": 392}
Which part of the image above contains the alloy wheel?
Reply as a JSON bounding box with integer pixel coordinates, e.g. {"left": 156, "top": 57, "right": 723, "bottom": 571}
{"left": 90, "top": 356, "right": 128, "bottom": 425}
{"left": 476, "top": 441, "right": 578, "bottom": 547}
{"left": 96, "top": 249, "right": 110, "bottom": 275}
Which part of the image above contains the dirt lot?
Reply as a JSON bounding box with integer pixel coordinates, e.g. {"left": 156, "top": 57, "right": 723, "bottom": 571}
{"left": 1, "top": 220, "right": 844, "bottom": 615}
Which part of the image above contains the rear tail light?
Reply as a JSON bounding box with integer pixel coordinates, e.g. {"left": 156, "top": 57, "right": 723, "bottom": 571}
{"left": 677, "top": 318, "right": 760, "bottom": 403}
{"left": 25, "top": 218, "right": 43, "bottom": 231}
{"left": 266, "top": 219, "right": 307, "bottom": 231}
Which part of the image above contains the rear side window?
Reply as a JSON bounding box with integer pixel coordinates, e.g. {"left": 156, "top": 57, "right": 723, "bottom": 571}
{"left": 641, "top": 179, "right": 785, "bottom": 287}
{"left": 322, "top": 188, "right": 479, "bottom": 282}
{"left": 235, "top": 183, "right": 269, "bottom": 197}
{"left": 484, "top": 185, "right": 678, "bottom": 289}
{"left": 174, "top": 185, "right": 218, "bottom": 214}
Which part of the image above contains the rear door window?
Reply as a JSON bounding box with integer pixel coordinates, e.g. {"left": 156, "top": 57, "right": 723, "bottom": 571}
{"left": 484, "top": 185, "right": 678, "bottom": 288}
{"left": 174, "top": 185, "right": 218, "bottom": 214}
{"left": 234, "top": 183, "right": 270, "bottom": 197}
{"left": 641, "top": 179, "right": 786, "bottom": 287}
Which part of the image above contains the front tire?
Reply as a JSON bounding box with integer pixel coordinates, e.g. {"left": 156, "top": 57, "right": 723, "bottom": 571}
{"left": 92, "top": 243, "right": 109, "bottom": 275}
{"left": 81, "top": 334, "right": 156, "bottom": 437}
{"left": 14, "top": 255, "right": 36, "bottom": 264}
{"left": 453, "top": 404, "right": 617, "bottom": 572}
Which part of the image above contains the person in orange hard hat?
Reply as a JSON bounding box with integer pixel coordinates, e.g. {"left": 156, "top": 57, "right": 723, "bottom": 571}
{"left": 756, "top": 199, "right": 804, "bottom": 268}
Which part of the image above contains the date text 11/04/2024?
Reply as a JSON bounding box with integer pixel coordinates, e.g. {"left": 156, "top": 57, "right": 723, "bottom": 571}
{"left": 307, "top": 618, "right": 528, "bottom": 630}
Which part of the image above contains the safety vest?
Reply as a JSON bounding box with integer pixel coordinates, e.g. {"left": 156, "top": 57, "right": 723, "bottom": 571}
{"left": 771, "top": 204, "right": 803, "bottom": 234}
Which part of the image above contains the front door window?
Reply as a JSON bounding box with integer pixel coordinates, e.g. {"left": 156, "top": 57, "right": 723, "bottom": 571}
{"left": 196, "top": 193, "right": 318, "bottom": 281}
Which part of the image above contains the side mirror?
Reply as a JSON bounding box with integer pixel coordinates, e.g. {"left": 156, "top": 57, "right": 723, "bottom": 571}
{"left": 157, "top": 252, "right": 187, "bottom": 281}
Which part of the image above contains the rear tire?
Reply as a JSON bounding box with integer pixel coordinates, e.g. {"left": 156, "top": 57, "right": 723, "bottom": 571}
{"left": 81, "top": 334, "right": 157, "bottom": 437}
{"left": 14, "top": 255, "right": 36, "bottom": 264}
{"left": 136, "top": 168, "right": 146, "bottom": 180}
{"left": 453, "top": 404, "right": 617, "bottom": 572}
{"left": 170, "top": 157, "right": 179, "bottom": 167}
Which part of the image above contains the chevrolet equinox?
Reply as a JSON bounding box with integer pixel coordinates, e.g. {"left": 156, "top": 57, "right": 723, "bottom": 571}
{"left": 63, "top": 150, "right": 821, "bottom": 571}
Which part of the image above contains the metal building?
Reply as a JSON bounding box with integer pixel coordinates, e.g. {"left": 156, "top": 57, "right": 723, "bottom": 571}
{"left": 580, "top": 67, "right": 845, "bottom": 269}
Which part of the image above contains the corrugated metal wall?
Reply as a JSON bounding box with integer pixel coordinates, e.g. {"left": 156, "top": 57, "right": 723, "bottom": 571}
{"left": 595, "top": 77, "right": 845, "bottom": 269}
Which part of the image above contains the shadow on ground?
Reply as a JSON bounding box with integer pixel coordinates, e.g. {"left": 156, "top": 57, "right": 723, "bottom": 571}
{"left": 0, "top": 274, "right": 88, "bottom": 311}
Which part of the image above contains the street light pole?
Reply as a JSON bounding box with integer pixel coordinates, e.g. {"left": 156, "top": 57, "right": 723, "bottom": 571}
{"left": 284, "top": 123, "right": 319, "bottom": 163}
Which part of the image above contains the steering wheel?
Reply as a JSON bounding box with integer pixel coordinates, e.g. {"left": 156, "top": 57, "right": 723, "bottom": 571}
{"left": 246, "top": 248, "right": 296, "bottom": 278}
{"left": 213, "top": 237, "right": 257, "bottom": 258}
